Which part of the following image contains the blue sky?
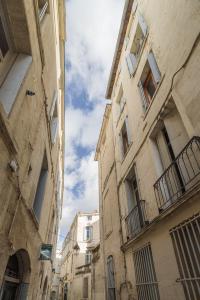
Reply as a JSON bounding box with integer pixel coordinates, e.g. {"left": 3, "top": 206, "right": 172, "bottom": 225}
{"left": 58, "top": 0, "right": 124, "bottom": 251}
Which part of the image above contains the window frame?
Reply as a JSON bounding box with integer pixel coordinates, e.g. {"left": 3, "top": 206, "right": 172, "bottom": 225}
{"left": 138, "top": 51, "right": 161, "bottom": 113}
{"left": 143, "top": 69, "right": 157, "bottom": 105}
{"left": 84, "top": 225, "right": 93, "bottom": 241}
{"left": 85, "top": 250, "right": 92, "bottom": 265}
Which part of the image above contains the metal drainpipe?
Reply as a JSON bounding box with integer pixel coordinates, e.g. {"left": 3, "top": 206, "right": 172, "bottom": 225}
{"left": 98, "top": 150, "right": 108, "bottom": 300}
{"left": 110, "top": 108, "right": 132, "bottom": 299}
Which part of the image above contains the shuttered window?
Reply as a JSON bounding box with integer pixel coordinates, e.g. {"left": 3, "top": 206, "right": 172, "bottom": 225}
{"left": 107, "top": 256, "right": 116, "bottom": 300}
{"left": 119, "top": 117, "right": 132, "bottom": 160}
{"left": 138, "top": 51, "right": 161, "bottom": 112}
{"left": 126, "top": 13, "right": 148, "bottom": 77}
{"left": 50, "top": 91, "right": 59, "bottom": 145}
{"left": 170, "top": 214, "right": 200, "bottom": 300}
{"left": 33, "top": 152, "right": 48, "bottom": 221}
{"left": 133, "top": 244, "right": 160, "bottom": 300}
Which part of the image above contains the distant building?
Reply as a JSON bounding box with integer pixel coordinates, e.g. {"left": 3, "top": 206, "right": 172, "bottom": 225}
{"left": 60, "top": 211, "right": 100, "bottom": 300}
{"left": 96, "top": 0, "right": 200, "bottom": 300}
{"left": 51, "top": 257, "right": 62, "bottom": 300}
{"left": 0, "top": 0, "right": 65, "bottom": 299}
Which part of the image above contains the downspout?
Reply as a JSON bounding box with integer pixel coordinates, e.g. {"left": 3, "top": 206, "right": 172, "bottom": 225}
{"left": 110, "top": 109, "right": 133, "bottom": 299}
{"left": 98, "top": 151, "right": 108, "bottom": 300}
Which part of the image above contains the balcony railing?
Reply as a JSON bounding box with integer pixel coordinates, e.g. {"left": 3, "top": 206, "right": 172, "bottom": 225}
{"left": 154, "top": 136, "right": 200, "bottom": 211}
{"left": 125, "top": 200, "right": 148, "bottom": 239}
{"left": 39, "top": 1, "right": 48, "bottom": 22}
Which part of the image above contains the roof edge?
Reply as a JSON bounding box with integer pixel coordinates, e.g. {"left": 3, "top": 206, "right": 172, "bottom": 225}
{"left": 105, "top": 0, "right": 134, "bottom": 99}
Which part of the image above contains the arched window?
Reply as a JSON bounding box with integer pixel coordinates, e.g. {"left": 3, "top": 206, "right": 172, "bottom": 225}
{"left": 107, "top": 256, "right": 116, "bottom": 300}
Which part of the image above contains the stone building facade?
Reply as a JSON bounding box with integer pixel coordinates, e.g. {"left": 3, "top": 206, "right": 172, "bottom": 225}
{"left": 95, "top": 0, "right": 200, "bottom": 300}
{"left": 0, "top": 0, "right": 65, "bottom": 299}
{"left": 60, "top": 212, "right": 99, "bottom": 300}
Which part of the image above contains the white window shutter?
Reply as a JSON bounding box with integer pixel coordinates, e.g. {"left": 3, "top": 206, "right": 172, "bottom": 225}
{"left": 148, "top": 52, "right": 161, "bottom": 83}
{"left": 125, "top": 36, "right": 130, "bottom": 49}
{"left": 125, "top": 117, "right": 132, "bottom": 145}
{"left": 51, "top": 117, "right": 58, "bottom": 144}
{"left": 126, "top": 53, "right": 137, "bottom": 76}
{"left": 138, "top": 13, "right": 148, "bottom": 36}
{"left": 50, "top": 91, "right": 58, "bottom": 118}
{"left": 138, "top": 80, "right": 148, "bottom": 112}
{"left": 125, "top": 181, "right": 134, "bottom": 212}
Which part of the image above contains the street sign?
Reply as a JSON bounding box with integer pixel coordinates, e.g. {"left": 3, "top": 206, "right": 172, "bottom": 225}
{"left": 39, "top": 244, "right": 53, "bottom": 260}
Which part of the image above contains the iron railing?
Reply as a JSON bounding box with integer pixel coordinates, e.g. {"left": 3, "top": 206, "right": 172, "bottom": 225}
{"left": 154, "top": 136, "right": 200, "bottom": 211}
{"left": 125, "top": 200, "right": 148, "bottom": 239}
{"left": 39, "top": 1, "right": 48, "bottom": 22}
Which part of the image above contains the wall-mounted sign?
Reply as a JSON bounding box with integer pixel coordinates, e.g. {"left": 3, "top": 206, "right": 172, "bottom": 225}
{"left": 39, "top": 244, "right": 53, "bottom": 260}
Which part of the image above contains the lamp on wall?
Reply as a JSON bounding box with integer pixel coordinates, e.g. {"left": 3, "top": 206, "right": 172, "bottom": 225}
{"left": 26, "top": 90, "right": 35, "bottom": 96}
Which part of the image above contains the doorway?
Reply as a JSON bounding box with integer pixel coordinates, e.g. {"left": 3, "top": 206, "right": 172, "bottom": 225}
{"left": 0, "top": 249, "right": 31, "bottom": 300}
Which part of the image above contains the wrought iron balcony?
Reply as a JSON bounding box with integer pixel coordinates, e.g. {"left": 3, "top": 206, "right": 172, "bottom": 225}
{"left": 154, "top": 136, "right": 200, "bottom": 211}
{"left": 125, "top": 200, "right": 148, "bottom": 239}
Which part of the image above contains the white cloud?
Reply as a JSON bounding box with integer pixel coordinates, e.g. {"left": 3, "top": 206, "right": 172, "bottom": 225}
{"left": 67, "top": 0, "right": 124, "bottom": 100}
{"left": 58, "top": 0, "right": 124, "bottom": 248}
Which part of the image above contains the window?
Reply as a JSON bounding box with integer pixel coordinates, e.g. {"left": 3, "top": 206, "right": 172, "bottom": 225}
{"left": 84, "top": 226, "right": 93, "bottom": 241}
{"left": 125, "top": 166, "right": 148, "bottom": 238}
{"left": 170, "top": 214, "right": 200, "bottom": 300}
{"left": 133, "top": 244, "right": 160, "bottom": 300}
{"left": 119, "top": 117, "right": 132, "bottom": 159}
{"left": 50, "top": 92, "right": 59, "bottom": 145}
{"left": 85, "top": 250, "right": 92, "bottom": 265}
{"left": 107, "top": 256, "right": 116, "bottom": 300}
{"left": 153, "top": 120, "right": 188, "bottom": 210}
{"left": 33, "top": 152, "right": 48, "bottom": 221}
{"left": 83, "top": 277, "right": 88, "bottom": 299}
{"left": 117, "top": 89, "right": 126, "bottom": 114}
{"left": 0, "top": 2, "right": 16, "bottom": 86}
{"left": 138, "top": 51, "right": 161, "bottom": 111}
{"left": 126, "top": 13, "right": 148, "bottom": 76}
{"left": 38, "top": 0, "right": 49, "bottom": 22}
{"left": 87, "top": 215, "right": 92, "bottom": 221}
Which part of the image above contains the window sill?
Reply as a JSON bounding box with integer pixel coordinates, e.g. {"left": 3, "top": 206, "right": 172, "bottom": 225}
{"left": 0, "top": 54, "right": 32, "bottom": 116}
{"left": 142, "top": 74, "right": 165, "bottom": 121}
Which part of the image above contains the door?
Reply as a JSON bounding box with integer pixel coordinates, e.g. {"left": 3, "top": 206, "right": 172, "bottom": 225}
{"left": 1, "top": 281, "right": 18, "bottom": 300}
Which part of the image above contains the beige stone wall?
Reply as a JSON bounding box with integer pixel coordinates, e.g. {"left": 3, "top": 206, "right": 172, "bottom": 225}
{"left": 0, "top": 0, "right": 65, "bottom": 299}
{"left": 96, "top": 1, "right": 200, "bottom": 300}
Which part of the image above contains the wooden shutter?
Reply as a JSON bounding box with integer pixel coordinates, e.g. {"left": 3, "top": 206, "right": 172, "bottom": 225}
{"left": 125, "top": 116, "right": 132, "bottom": 145}
{"left": 50, "top": 91, "right": 58, "bottom": 117}
{"left": 126, "top": 53, "right": 137, "bottom": 76}
{"left": 118, "top": 133, "right": 124, "bottom": 161}
{"left": 148, "top": 52, "right": 161, "bottom": 83}
{"left": 51, "top": 117, "right": 59, "bottom": 144}
{"left": 138, "top": 80, "right": 148, "bottom": 111}
{"left": 125, "top": 180, "right": 135, "bottom": 212}
{"left": 138, "top": 13, "right": 148, "bottom": 36}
